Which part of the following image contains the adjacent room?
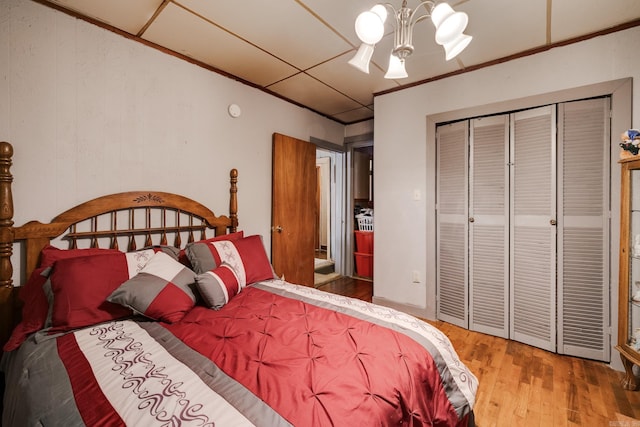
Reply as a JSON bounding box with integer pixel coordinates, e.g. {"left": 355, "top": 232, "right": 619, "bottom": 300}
{"left": 1, "top": 0, "right": 640, "bottom": 425}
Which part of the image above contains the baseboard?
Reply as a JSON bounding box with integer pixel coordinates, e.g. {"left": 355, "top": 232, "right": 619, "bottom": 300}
{"left": 371, "top": 296, "right": 433, "bottom": 321}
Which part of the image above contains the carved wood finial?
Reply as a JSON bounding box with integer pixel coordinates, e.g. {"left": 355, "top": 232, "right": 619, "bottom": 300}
{"left": 0, "top": 141, "right": 14, "bottom": 290}
{"left": 230, "top": 168, "right": 238, "bottom": 232}
{"left": 0, "top": 142, "right": 15, "bottom": 350}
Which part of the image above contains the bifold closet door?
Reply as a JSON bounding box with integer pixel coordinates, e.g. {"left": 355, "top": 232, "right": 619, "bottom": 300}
{"left": 558, "top": 97, "right": 610, "bottom": 361}
{"left": 469, "top": 116, "right": 509, "bottom": 338}
{"left": 436, "top": 121, "right": 469, "bottom": 328}
{"left": 510, "top": 106, "right": 557, "bottom": 352}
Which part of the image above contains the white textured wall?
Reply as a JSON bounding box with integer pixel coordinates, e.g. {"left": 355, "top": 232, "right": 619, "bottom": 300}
{"left": 0, "top": 0, "right": 345, "bottom": 280}
{"left": 345, "top": 120, "right": 373, "bottom": 138}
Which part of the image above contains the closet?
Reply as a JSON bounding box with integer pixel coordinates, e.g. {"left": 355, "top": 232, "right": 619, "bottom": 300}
{"left": 436, "top": 97, "right": 610, "bottom": 361}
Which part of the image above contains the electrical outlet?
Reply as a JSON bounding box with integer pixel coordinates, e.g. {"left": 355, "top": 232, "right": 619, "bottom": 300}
{"left": 412, "top": 270, "right": 420, "bottom": 283}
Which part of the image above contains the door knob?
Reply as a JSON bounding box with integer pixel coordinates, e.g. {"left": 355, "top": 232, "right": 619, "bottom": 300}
{"left": 550, "top": 219, "right": 557, "bottom": 226}
{"left": 469, "top": 217, "right": 475, "bottom": 223}
{"left": 273, "top": 225, "right": 283, "bottom": 233}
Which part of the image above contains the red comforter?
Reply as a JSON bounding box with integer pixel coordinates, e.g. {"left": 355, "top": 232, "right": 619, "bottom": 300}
{"left": 2, "top": 280, "right": 477, "bottom": 426}
{"left": 167, "top": 285, "right": 463, "bottom": 425}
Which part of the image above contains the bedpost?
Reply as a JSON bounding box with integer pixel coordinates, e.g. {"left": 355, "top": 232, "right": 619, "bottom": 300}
{"left": 230, "top": 168, "right": 238, "bottom": 233}
{"left": 0, "top": 141, "right": 15, "bottom": 349}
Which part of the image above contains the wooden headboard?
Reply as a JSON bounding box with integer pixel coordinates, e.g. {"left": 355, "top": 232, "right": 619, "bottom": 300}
{"left": 0, "top": 141, "right": 239, "bottom": 349}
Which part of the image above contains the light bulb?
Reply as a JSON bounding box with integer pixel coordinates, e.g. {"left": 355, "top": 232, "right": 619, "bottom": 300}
{"left": 370, "top": 4, "right": 387, "bottom": 23}
{"left": 354, "top": 10, "right": 384, "bottom": 45}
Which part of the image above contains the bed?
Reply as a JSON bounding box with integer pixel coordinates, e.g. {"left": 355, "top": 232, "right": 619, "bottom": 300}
{"left": 0, "top": 141, "right": 477, "bottom": 426}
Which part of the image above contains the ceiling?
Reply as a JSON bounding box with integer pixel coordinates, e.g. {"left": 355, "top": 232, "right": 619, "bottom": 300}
{"left": 37, "top": 0, "right": 640, "bottom": 125}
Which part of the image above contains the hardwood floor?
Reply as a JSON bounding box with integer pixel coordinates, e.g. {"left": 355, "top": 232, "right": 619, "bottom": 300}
{"left": 317, "top": 277, "right": 640, "bottom": 426}
{"left": 316, "top": 276, "right": 372, "bottom": 301}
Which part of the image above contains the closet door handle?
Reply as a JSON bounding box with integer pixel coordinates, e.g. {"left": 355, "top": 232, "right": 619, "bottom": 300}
{"left": 469, "top": 217, "right": 475, "bottom": 223}
{"left": 550, "top": 219, "right": 557, "bottom": 226}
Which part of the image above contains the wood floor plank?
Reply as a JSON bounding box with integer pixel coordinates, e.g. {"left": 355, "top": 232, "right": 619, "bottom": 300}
{"left": 317, "top": 277, "right": 640, "bottom": 426}
{"left": 540, "top": 398, "right": 555, "bottom": 427}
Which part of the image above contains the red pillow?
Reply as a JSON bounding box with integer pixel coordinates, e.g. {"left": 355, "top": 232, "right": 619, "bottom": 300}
{"left": 5, "top": 246, "right": 177, "bottom": 349}
{"left": 40, "top": 245, "right": 120, "bottom": 268}
{"left": 200, "top": 231, "right": 244, "bottom": 244}
{"left": 3, "top": 246, "right": 122, "bottom": 351}
{"left": 178, "top": 231, "right": 244, "bottom": 267}
{"left": 48, "top": 253, "right": 134, "bottom": 333}
{"left": 186, "top": 235, "right": 274, "bottom": 285}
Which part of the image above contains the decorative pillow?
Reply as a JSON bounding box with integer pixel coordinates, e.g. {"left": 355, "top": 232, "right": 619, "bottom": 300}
{"left": 36, "top": 245, "right": 168, "bottom": 324}
{"left": 178, "top": 231, "right": 244, "bottom": 267}
{"left": 4, "top": 246, "right": 172, "bottom": 344}
{"left": 39, "top": 245, "right": 120, "bottom": 268}
{"left": 108, "top": 251, "right": 197, "bottom": 323}
{"left": 109, "top": 248, "right": 152, "bottom": 278}
{"left": 5, "top": 246, "right": 124, "bottom": 350}
{"left": 45, "top": 248, "right": 163, "bottom": 333}
{"left": 40, "top": 244, "right": 178, "bottom": 268}
{"left": 48, "top": 253, "right": 135, "bottom": 333}
{"left": 200, "top": 231, "right": 244, "bottom": 244}
{"left": 144, "top": 245, "right": 181, "bottom": 260}
{"left": 195, "top": 263, "right": 245, "bottom": 310}
{"left": 185, "top": 234, "right": 275, "bottom": 285}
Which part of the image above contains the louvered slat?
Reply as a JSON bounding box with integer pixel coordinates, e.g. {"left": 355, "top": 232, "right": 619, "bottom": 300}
{"left": 471, "top": 225, "right": 507, "bottom": 332}
{"left": 510, "top": 106, "right": 556, "bottom": 352}
{"left": 436, "top": 99, "right": 609, "bottom": 361}
{"left": 558, "top": 97, "right": 609, "bottom": 361}
{"left": 437, "top": 122, "right": 468, "bottom": 327}
{"left": 439, "top": 223, "right": 466, "bottom": 320}
{"left": 513, "top": 227, "right": 553, "bottom": 341}
{"left": 469, "top": 116, "right": 509, "bottom": 337}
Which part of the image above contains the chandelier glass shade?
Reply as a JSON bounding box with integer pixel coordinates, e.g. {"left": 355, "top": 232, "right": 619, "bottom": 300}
{"left": 349, "top": 0, "right": 472, "bottom": 79}
{"left": 349, "top": 43, "right": 376, "bottom": 73}
{"left": 384, "top": 54, "right": 408, "bottom": 79}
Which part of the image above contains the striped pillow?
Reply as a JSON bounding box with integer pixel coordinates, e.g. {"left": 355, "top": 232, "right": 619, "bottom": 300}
{"left": 195, "top": 263, "right": 245, "bottom": 309}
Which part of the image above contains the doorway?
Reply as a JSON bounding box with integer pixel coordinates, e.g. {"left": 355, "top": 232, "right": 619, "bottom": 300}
{"left": 350, "top": 144, "right": 374, "bottom": 280}
{"left": 313, "top": 141, "right": 374, "bottom": 283}
{"left": 314, "top": 148, "right": 344, "bottom": 286}
{"left": 272, "top": 133, "right": 364, "bottom": 287}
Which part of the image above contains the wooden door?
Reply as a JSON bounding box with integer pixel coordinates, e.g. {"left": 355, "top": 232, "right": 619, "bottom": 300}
{"left": 271, "top": 133, "right": 316, "bottom": 286}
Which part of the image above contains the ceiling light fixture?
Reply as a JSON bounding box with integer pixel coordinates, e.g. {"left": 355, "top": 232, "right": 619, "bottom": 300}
{"left": 348, "top": 1, "right": 472, "bottom": 79}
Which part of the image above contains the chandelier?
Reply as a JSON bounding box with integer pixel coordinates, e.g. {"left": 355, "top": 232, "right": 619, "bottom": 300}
{"left": 348, "top": 1, "right": 472, "bottom": 79}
